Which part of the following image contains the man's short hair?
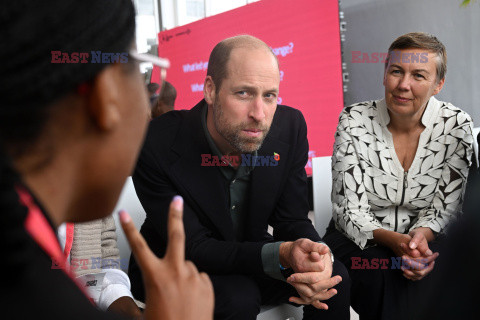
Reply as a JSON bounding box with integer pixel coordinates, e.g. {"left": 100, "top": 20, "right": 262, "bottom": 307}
{"left": 386, "top": 32, "right": 447, "bottom": 82}
{"left": 206, "top": 35, "right": 278, "bottom": 94}
{"left": 147, "top": 82, "right": 160, "bottom": 95}
{"left": 159, "top": 81, "right": 177, "bottom": 107}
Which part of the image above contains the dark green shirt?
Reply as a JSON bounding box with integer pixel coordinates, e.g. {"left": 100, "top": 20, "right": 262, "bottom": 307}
{"left": 201, "top": 104, "right": 284, "bottom": 280}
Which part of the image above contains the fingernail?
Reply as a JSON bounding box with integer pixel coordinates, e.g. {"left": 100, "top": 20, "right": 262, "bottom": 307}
{"left": 172, "top": 195, "right": 183, "bottom": 210}
{"left": 119, "top": 210, "right": 131, "bottom": 223}
{"left": 426, "top": 250, "right": 433, "bottom": 256}
{"left": 288, "top": 275, "right": 295, "bottom": 282}
{"left": 409, "top": 242, "right": 416, "bottom": 249}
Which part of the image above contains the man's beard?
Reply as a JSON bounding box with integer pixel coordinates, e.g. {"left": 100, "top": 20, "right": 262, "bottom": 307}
{"left": 212, "top": 101, "right": 270, "bottom": 154}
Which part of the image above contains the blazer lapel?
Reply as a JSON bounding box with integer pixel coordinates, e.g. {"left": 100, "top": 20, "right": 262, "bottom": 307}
{"left": 170, "top": 101, "right": 235, "bottom": 241}
{"left": 246, "top": 130, "right": 290, "bottom": 241}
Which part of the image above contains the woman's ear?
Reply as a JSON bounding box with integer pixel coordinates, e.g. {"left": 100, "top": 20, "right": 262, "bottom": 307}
{"left": 87, "top": 65, "right": 123, "bottom": 131}
{"left": 433, "top": 77, "right": 445, "bottom": 96}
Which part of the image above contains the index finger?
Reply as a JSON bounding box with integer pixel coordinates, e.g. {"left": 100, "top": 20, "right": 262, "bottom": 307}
{"left": 164, "top": 195, "right": 185, "bottom": 264}
{"left": 410, "top": 233, "right": 433, "bottom": 256}
{"left": 119, "top": 210, "right": 156, "bottom": 272}
{"left": 301, "top": 241, "right": 330, "bottom": 255}
{"left": 288, "top": 272, "right": 342, "bottom": 286}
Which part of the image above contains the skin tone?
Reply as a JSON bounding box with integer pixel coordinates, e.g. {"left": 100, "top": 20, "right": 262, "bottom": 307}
{"left": 120, "top": 197, "right": 214, "bottom": 320}
{"left": 13, "top": 57, "right": 214, "bottom": 319}
{"left": 107, "top": 296, "right": 143, "bottom": 319}
{"left": 204, "top": 46, "right": 279, "bottom": 157}
{"left": 203, "top": 44, "right": 340, "bottom": 309}
{"left": 373, "top": 48, "right": 445, "bottom": 281}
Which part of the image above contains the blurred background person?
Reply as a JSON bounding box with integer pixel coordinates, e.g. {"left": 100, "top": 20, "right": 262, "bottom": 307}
{"left": 150, "top": 81, "right": 177, "bottom": 119}
{"left": 146, "top": 82, "right": 160, "bottom": 98}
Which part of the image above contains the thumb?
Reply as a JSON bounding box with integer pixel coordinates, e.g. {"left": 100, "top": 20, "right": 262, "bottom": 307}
{"left": 409, "top": 232, "right": 422, "bottom": 250}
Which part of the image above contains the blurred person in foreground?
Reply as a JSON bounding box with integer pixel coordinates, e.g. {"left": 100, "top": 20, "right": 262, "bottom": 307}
{"left": 324, "top": 32, "right": 474, "bottom": 320}
{"left": 0, "top": 1, "right": 213, "bottom": 319}
{"left": 129, "top": 34, "right": 350, "bottom": 320}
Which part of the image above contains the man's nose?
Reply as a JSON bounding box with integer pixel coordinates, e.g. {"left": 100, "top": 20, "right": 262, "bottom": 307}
{"left": 249, "top": 97, "right": 266, "bottom": 122}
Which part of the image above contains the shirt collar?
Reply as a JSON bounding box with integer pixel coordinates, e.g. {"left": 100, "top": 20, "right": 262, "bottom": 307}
{"left": 377, "top": 96, "right": 441, "bottom": 128}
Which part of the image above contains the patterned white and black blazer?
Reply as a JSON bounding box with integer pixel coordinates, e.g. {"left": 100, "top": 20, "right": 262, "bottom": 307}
{"left": 331, "top": 97, "right": 474, "bottom": 249}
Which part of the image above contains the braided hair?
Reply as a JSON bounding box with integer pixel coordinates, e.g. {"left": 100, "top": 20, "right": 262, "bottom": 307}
{"left": 0, "top": 0, "right": 136, "bottom": 274}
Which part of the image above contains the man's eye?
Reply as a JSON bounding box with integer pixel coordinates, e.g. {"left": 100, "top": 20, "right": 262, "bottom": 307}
{"left": 236, "top": 91, "right": 247, "bottom": 96}
{"left": 414, "top": 73, "right": 425, "bottom": 79}
{"left": 391, "top": 69, "right": 401, "bottom": 74}
{"left": 265, "top": 93, "right": 276, "bottom": 99}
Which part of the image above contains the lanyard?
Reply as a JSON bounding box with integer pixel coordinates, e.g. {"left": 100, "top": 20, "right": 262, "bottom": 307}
{"left": 18, "top": 188, "right": 67, "bottom": 271}
{"left": 64, "top": 223, "right": 75, "bottom": 261}
{"left": 17, "top": 187, "right": 91, "bottom": 300}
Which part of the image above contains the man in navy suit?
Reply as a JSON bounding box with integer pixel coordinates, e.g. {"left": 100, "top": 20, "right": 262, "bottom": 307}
{"left": 129, "top": 35, "right": 350, "bottom": 319}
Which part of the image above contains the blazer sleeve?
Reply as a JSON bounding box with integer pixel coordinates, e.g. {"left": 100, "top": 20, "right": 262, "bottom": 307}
{"left": 71, "top": 217, "right": 122, "bottom": 275}
{"left": 267, "top": 109, "right": 321, "bottom": 242}
{"left": 71, "top": 219, "right": 103, "bottom": 276}
{"left": 132, "top": 139, "right": 265, "bottom": 276}
{"left": 331, "top": 108, "right": 383, "bottom": 249}
{"left": 409, "top": 110, "right": 474, "bottom": 234}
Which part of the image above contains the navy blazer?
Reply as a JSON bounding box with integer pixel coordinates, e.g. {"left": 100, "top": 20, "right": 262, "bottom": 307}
{"left": 128, "top": 100, "right": 320, "bottom": 300}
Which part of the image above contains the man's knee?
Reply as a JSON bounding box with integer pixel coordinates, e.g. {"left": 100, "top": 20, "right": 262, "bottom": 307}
{"left": 332, "top": 259, "right": 350, "bottom": 293}
{"left": 331, "top": 260, "right": 351, "bottom": 307}
{"left": 303, "top": 260, "right": 351, "bottom": 320}
{"left": 210, "top": 275, "right": 261, "bottom": 319}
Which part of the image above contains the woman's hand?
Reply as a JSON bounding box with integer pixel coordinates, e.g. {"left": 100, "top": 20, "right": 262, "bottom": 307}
{"left": 400, "top": 228, "right": 439, "bottom": 281}
{"left": 119, "top": 196, "right": 214, "bottom": 320}
{"left": 373, "top": 229, "right": 411, "bottom": 257}
{"left": 107, "top": 296, "right": 142, "bottom": 319}
{"left": 373, "top": 228, "right": 439, "bottom": 281}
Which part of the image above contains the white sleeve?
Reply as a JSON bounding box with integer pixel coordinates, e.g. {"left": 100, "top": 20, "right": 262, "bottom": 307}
{"left": 97, "top": 268, "right": 134, "bottom": 311}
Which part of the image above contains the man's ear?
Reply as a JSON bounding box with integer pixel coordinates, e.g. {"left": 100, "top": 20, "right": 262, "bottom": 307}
{"left": 87, "top": 65, "right": 122, "bottom": 131}
{"left": 204, "top": 76, "right": 216, "bottom": 105}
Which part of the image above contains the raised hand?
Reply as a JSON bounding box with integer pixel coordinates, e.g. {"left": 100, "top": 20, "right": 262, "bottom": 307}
{"left": 119, "top": 196, "right": 214, "bottom": 320}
